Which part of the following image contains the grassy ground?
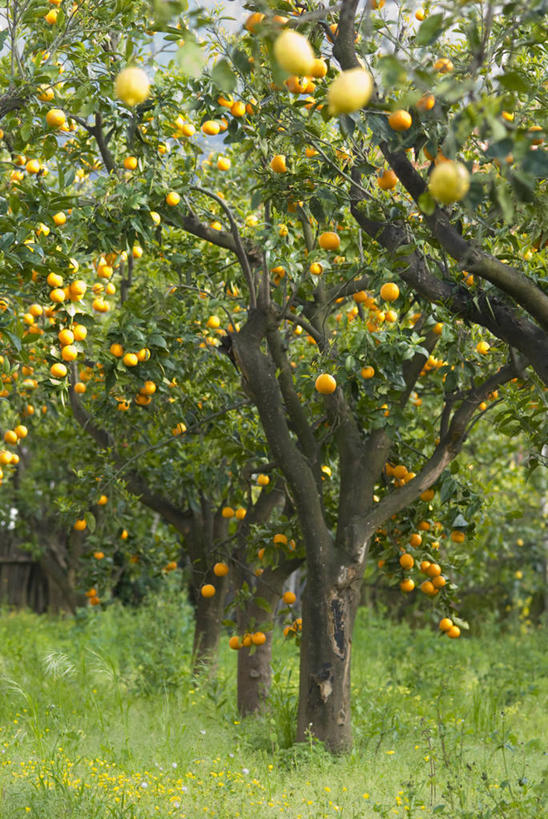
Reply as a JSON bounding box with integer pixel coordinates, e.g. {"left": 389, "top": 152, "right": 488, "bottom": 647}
{"left": 0, "top": 586, "right": 546, "bottom": 818}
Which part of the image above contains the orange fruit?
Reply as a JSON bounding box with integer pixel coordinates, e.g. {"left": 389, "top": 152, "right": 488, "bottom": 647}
{"left": 124, "top": 156, "right": 138, "bottom": 170}
{"left": 123, "top": 352, "right": 138, "bottom": 367}
{"left": 273, "top": 534, "right": 288, "bottom": 545}
{"left": 451, "top": 530, "right": 465, "bottom": 543}
{"left": 388, "top": 110, "right": 412, "bottom": 131}
{"left": 417, "top": 93, "right": 435, "bottom": 111}
{"left": 270, "top": 154, "right": 287, "bottom": 173}
{"left": 400, "top": 578, "right": 415, "bottom": 592}
{"left": 45, "top": 108, "right": 66, "bottom": 128}
{"left": 14, "top": 425, "right": 28, "bottom": 439}
{"left": 251, "top": 631, "right": 266, "bottom": 646}
{"left": 377, "top": 169, "right": 398, "bottom": 190}
{"left": 439, "top": 617, "right": 453, "bottom": 631}
{"left": 114, "top": 67, "right": 150, "bottom": 106}
{"left": 420, "top": 560, "right": 431, "bottom": 574}
{"left": 409, "top": 533, "right": 422, "bottom": 548}
{"left": 93, "top": 551, "right": 105, "bottom": 560}
{"left": 110, "top": 343, "right": 124, "bottom": 357}
{"left": 228, "top": 635, "right": 242, "bottom": 650}
{"left": 244, "top": 12, "right": 265, "bottom": 32}
{"left": 399, "top": 553, "right": 414, "bottom": 570}
{"left": 201, "top": 584, "right": 216, "bottom": 598}
{"left": 230, "top": 101, "right": 246, "bottom": 118}
{"left": 61, "top": 345, "right": 78, "bottom": 362}
{"left": 433, "top": 58, "right": 454, "bottom": 73}
{"left": 202, "top": 120, "right": 220, "bottom": 136}
{"left": 257, "top": 474, "right": 270, "bottom": 486}
{"left": 361, "top": 366, "right": 375, "bottom": 379}
{"left": 4, "top": 430, "right": 18, "bottom": 445}
{"left": 420, "top": 489, "right": 435, "bottom": 502}
{"left": 432, "top": 575, "right": 446, "bottom": 588}
{"left": 309, "top": 262, "right": 323, "bottom": 275}
{"left": 166, "top": 191, "right": 180, "bottom": 206}
{"left": 380, "top": 282, "right": 400, "bottom": 302}
{"left": 420, "top": 580, "right": 435, "bottom": 595}
{"left": 318, "top": 231, "right": 340, "bottom": 250}
{"left": 213, "top": 562, "right": 229, "bottom": 577}
{"left": 50, "top": 362, "right": 67, "bottom": 378}
{"left": 446, "top": 625, "right": 461, "bottom": 638}
{"left": 426, "top": 563, "right": 441, "bottom": 577}
{"left": 221, "top": 506, "right": 235, "bottom": 518}
{"left": 283, "top": 591, "right": 296, "bottom": 605}
{"left": 315, "top": 373, "right": 337, "bottom": 394}
{"left": 74, "top": 519, "right": 87, "bottom": 531}
{"left": 235, "top": 507, "right": 247, "bottom": 520}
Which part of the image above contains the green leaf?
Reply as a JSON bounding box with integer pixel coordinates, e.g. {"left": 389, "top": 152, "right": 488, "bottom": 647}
{"left": 254, "top": 597, "right": 272, "bottom": 613}
{"left": 416, "top": 14, "right": 445, "bottom": 46}
{"left": 176, "top": 37, "right": 206, "bottom": 78}
{"left": 85, "top": 512, "right": 96, "bottom": 533}
{"left": 498, "top": 71, "right": 531, "bottom": 94}
{"left": 522, "top": 149, "right": 548, "bottom": 178}
{"left": 211, "top": 59, "right": 236, "bottom": 93}
{"left": 418, "top": 191, "right": 435, "bottom": 215}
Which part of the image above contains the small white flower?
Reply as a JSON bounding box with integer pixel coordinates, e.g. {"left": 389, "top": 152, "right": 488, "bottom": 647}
{"left": 242, "top": 767, "right": 249, "bottom": 775}
{"left": 181, "top": 786, "right": 188, "bottom": 793}
{"left": 172, "top": 762, "right": 177, "bottom": 768}
{"left": 140, "top": 782, "right": 148, "bottom": 789}
{"left": 200, "top": 729, "right": 206, "bottom": 735}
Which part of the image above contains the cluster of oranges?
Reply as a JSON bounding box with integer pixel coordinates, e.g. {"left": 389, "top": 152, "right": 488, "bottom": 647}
{"left": 283, "top": 617, "right": 303, "bottom": 638}
{"left": 228, "top": 631, "right": 267, "bottom": 650}
{"left": 85, "top": 587, "right": 100, "bottom": 606}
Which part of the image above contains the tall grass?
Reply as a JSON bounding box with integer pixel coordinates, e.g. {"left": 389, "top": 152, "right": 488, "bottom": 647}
{"left": 0, "top": 588, "right": 546, "bottom": 818}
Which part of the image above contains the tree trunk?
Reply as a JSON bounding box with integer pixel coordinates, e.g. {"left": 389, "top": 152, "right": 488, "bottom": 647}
{"left": 237, "top": 630, "right": 274, "bottom": 715}
{"left": 296, "top": 572, "right": 361, "bottom": 753}
{"left": 191, "top": 572, "right": 228, "bottom": 674}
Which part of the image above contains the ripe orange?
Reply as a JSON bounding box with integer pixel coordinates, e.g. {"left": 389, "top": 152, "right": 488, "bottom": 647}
{"left": 4, "top": 430, "right": 18, "bottom": 445}
{"left": 166, "top": 191, "right": 180, "bottom": 206}
{"left": 61, "top": 345, "right": 78, "bottom": 362}
{"left": 201, "top": 584, "right": 216, "bottom": 598}
{"left": 235, "top": 507, "right": 246, "bottom": 520}
{"left": 222, "top": 506, "right": 235, "bottom": 518}
{"left": 202, "top": 120, "right": 220, "bottom": 136}
{"left": 273, "top": 534, "right": 288, "bottom": 545}
{"left": 283, "top": 591, "right": 296, "bottom": 605}
{"left": 251, "top": 631, "right": 266, "bottom": 646}
{"left": 420, "top": 580, "right": 435, "bottom": 595}
{"left": 393, "top": 464, "right": 408, "bottom": 479}
{"left": 228, "top": 636, "right": 242, "bottom": 650}
{"left": 361, "top": 366, "right": 375, "bottom": 379}
{"left": 388, "top": 110, "right": 412, "bottom": 131}
{"left": 53, "top": 211, "right": 67, "bottom": 226}
{"left": 377, "top": 169, "right": 398, "bottom": 190}
{"left": 245, "top": 12, "right": 265, "bottom": 32}
{"left": 420, "top": 489, "right": 435, "bottom": 502}
{"left": 14, "top": 425, "right": 28, "bottom": 439}
{"left": 416, "top": 94, "right": 435, "bottom": 112}
{"left": 451, "top": 530, "right": 465, "bottom": 543}
{"left": 420, "top": 560, "right": 431, "bottom": 574}
{"left": 58, "top": 328, "right": 74, "bottom": 346}
{"left": 315, "top": 373, "right": 337, "bottom": 394}
{"left": 124, "top": 156, "right": 138, "bottom": 170}
{"left": 426, "top": 563, "right": 441, "bottom": 578}
{"left": 400, "top": 578, "right": 415, "bottom": 592}
{"left": 110, "top": 343, "right": 124, "bottom": 357}
{"left": 50, "top": 362, "right": 67, "bottom": 378}
{"left": 432, "top": 575, "right": 446, "bottom": 588}
{"left": 257, "top": 473, "right": 270, "bottom": 486}
{"left": 380, "top": 282, "right": 400, "bottom": 302}
{"left": 439, "top": 617, "right": 453, "bottom": 632}
{"left": 446, "top": 625, "right": 461, "bottom": 638}
{"left": 137, "top": 348, "right": 150, "bottom": 362}
{"left": 270, "top": 154, "right": 287, "bottom": 173}
{"left": 399, "top": 553, "right": 414, "bottom": 569}
{"left": 217, "top": 156, "right": 231, "bottom": 171}
{"left": 46, "top": 108, "right": 66, "bottom": 128}
{"left": 230, "top": 101, "right": 246, "bottom": 118}
{"left": 409, "top": 533, "right": 422, "bottom": 548}
{"left": 93, "top": 551, "right": 105, "bottom": 560}
{"left": 123, "top": 352, "right": 138, "bottom": 367}
{"left": 476, "top": 341, "right": 490, "bottom": 355}
{"left": 318, "top": 231, "right": 340, "bottom": 250}
{"left": 213, "top": 562, "right": 229, "bottom": 577}
{"left": 309, "top": 262, "right": 323, "bottom": 275}
{"left": 434, "top": 58, "right": 454, "bottom": 73}
{"left": 74, "top": 519, "right": 87, "bottom": 531}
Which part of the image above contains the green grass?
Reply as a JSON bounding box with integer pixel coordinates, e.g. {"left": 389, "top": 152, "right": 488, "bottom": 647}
{"left": 0, "top": 586, "right": 546, "bottom": 818}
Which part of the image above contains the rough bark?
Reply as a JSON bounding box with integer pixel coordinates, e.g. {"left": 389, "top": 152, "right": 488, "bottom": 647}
{"left": 297, "top": 565, "right": 362, "bottom": 752}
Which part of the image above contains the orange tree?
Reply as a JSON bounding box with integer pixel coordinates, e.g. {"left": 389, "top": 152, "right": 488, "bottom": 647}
{"left": 0, "top": 0, "right": 547, "bottom": 750}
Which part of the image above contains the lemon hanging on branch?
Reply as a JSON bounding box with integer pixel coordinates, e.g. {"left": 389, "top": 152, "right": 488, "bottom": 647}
{"left": 328, "top": 67, "right": 373, "bottom": 115}
{"left": 273, "top": 30, "right": 315, "bottom": 76}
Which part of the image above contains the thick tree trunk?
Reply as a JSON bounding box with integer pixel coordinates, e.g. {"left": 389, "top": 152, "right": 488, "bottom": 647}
{"left": 296, "top": 572, "right": 361, "bottom": 753}
{"left": 237, "top": 631, "right": 273, "bottom": 715}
